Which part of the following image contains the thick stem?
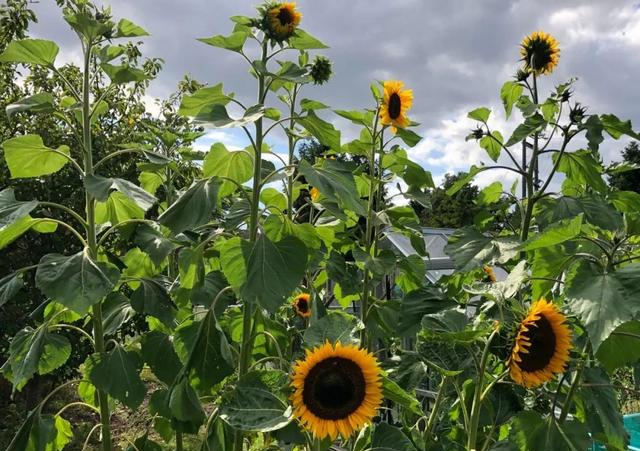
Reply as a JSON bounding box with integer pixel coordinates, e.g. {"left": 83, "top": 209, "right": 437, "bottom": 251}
{"left": 286, "top": 85, "right": 299, "bottom": 220}
{"left": 467, "top": 330, "right": 499, "bottom": 451}
{"left": 82, "top": 42, "right": 112, "bottom": 451}
{"left": 234, "top": 38, "right": 268, "bottom": 451}
{"left": 175, "top": 431, "right": 183, "bottom": 451}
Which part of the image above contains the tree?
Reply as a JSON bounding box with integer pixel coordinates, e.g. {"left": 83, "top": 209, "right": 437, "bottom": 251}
{"left": 609, "top": 141, "right": 640, "bottom": 193}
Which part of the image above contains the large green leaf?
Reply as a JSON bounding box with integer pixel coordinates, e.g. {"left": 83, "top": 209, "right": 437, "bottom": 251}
{"left": 198, "top": 31, "right": 248, "bottom": 52}
{"left": 395, "top": 127, "right": 422, "bottom": 148}
{"left": 577, "top": 368, "right": 627, "bottom": 450}
{"left": 554, "top": 150, "right": 607, "bottom": 193}
{"left": 297, "top": 111, "right": 340, "bottom": 150}
{"left": 241, "top": 234, "right": 308, "bottom": 313}
{"left": 134, "top": 223, "right": 178, "bottom": 266}
{"left": 480, "top": 131, "right": 503, "bottom": 162}
{"left": 35, "top": 250, "right": 120, "bottom": 315}
{"left": 87, "top": 345, "right": 146, "bottom": 409}
{"left": 298, "top": 159, "right": 366, "bottom": 215}
{"left": 444, "top": 227, "right": 519, "bottom": 271}
{"left": 166, "top": 377, "right": 206, "bottom": 424}
{"left": 101, "top": 63, "right": 149, "bottom": 84}
{"left": 0, "top": 272, "right": 23, "bottom": 307}
{"left": 0, "top": 216, "right": 57, "bottom": 250}
{"left": 303, "top": 311, "right": 359, "bottom": 347}
{"left": 85, "top": 174, "right": 156, "bottom": 211}
{"left": 193, "top": 104, "right": 264, "bottom": 128}
{"left": 5, "top": 410, "right": 58, "bottom": 451}
{"left": 175, "top": 309, "right": 234, "bottom": 389}
{"left": 158, "top": 178, "right": 219, "bottom": 233}
{"left": 596, "top": 321, "right": 640, "bottom": 373}
{"left": 509, "top": 411, "right": 589, "bottom": 451}
{"left": 421, "top": 309, "right": 489, "bottom": 344}
{"left": 2, "top": 135, "right": 70, "bottom": 178}
{"left": 64, "top": 11, "right": 111, "bottom": 41}
{"left": 178, "top": 84, "right": 233, "bottom": 117}
{"left": 202, "top": 143, "right": 253, "bottom": 197}
{"left": 0, "top": 39, "right": 58, "bottom": 66}
{"left": 140, "top": 331, "right": 182, "bottom": 386}
{"left": 219, "top": 370, "right": 292, "bottom": 432}
{"left": 398, "top": 286, "right": 457, "bottom": 335}
{"left": 380, "top": 378, "right": 422, "bottom": 417}
{"left": 370, "top": 422, "right": 417, "bottom": 451}
{"left": 505, "top": 113, "right": 546, "bottom": 147}
{"left": 519, "top": 214, "right": 583, "bottom": 251}
{"left": 566, "top": 262, "right": 640, "bottom": 351}
{"left": 6, "top": 92, "right": 55, "bottom": 118}
{"left": 600, "top": 114, "right": 640, "bottom": 140}
{"left": 289, "top": 29, "right": 328, "bottom": 49}
{"left": 101, "top": 292, "right": 134, "bottom": 336}
{"left": 130, "top": 278, "right": 176, "bottom": 328}
{"left": 95, "top": 191, "right": 145, "bottom": 225}
{"left": 500, "top": 81, "right": 523, "bottom": 119}
{"left": 115, "top": 18, "right": 149, "bottom": 37}
{"left": 0, "top": 188, "right": 37, "bottom": 229}
{"left": 7, "top": 327, "right": 70, "bottom": 391}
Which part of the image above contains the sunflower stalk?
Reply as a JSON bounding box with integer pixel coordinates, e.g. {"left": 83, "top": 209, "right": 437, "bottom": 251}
{"left": 467, "top": 329, "right": 500, "bottom": 451}
{"left": 286, "top": 84, "right": 299, "bottom": 220}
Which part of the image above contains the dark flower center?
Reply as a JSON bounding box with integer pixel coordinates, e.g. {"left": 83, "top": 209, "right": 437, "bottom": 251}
{"left": 277, "top": 7, "right": 294, "bottom": 26}
{"left": 517, "top": 315, "right": 557, "bottom": 372}
{"left": 388, "top": 93, "right": 402, "bottom": 119}
{"left": 303, "top": 357, "right": 366, "bottom": 420}
{"left": 296, "top": 298, "right": 309, "bottom": 313}
{"left": 526, "top": 38, "right": 553, "bottom": 71}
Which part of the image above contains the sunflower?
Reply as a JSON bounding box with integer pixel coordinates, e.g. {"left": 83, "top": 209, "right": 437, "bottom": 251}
{"left": 520, "top": 30, "right": 560, "bottom": 75}
{"left": 310, "top": 187, "right": 320, "bottom": 202}
{"left": 379, "top": 80, "right": 413, "bottom": 131}
{"left": 263, "top": 2, "right": 302, "bottom": 42}
{"left": 293, "top": 293, "right": 311, "bottom": 318}
{"left": 508, "top": 299, "right": 572, "bottom": 388}
{"left": 483, "top": 265, "right": 497, "bottom": 283}
{"left": 291, "top": 341, "right": 383, "bottom": 440}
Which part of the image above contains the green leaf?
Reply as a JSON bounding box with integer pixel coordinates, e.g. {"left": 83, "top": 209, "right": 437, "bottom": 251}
{"left": 140, "top": 331, "right": 182, "bottom": 386}
{"left": 394, "top": 127, "right": 422, "bottom": 148}
{"left": 541, "top": 98, "right": 559, "bottom": 122}
{"left": 509, "top": 411, "right": 589, "bottom": 451}
{"left": 421, "top": 309, "right": 489, "bottom": 344}
{"left": 242, "top": 234, "right": 308, "bottom": 313}
{"left": 596, "top": 321, "right": 640, "bottom": 372}
{"left": 0, "top": 188, "right": 37, "bottom": 229}
{"left": 203, "top": 143, "right": 252, "bottom": 197}
{"left": 380, "top": 378, "right": 422, "bottom": 417}
{"left": 468, "top": 107, "right": 491, "bottom": 123}
{"left": 530, "top": 246, "right": 573, "bottom": 300}
{"left": 566, "top": 262, "right": 640, "bottom": 351}
{"left": 299, "top": 159, "right": 366, "bottom": 215}
{"left": 219, "top": 370, "right": 292, "bottom": 432}
{"left": 167, "top": 377, "right": 206, "bottom": 424}
{"left": 115, "top": 18, "right": 149, "bottom": 37}
{"left": 6, "top": 93, "right": 55, "bottom": 118}
{"left": 8, "top": 327, "right": 70, "bottom": 391}
{"left": 370, "top": 422, "right": 417, "bottom": 451}
{"left": 577, "top": 368, "right": 627, "bottom": 450}
{"left": 600, "top": 114, "right": 640, "bottom": 140}
{"left": 101, "top": 63, "right": 149, "bottom": 84}
{"left": 444, "top": 227, "right": 519, "bottom": 271}
{"left": 300, "top": 98, "right": 328, "bottom": 111}
{"left": 477, "top": 181, "right": 503, "bottom": 205}
{"left": 583, "top": 115, "right": 604, "bottom": 152}
{"left": 2, "top": 135, "right": 70, "bottom": 178}
{"left": 500, "top": 81, "right": 523, "bottom": 119}
{"left": 260, "top": 188, "right": 287, "bottom": 213}
{"left": 303, "top": 311, "right": 359, "bottom": 347}
{"left": 289, "top": 29, "right": 328, "bottom": 49}
{"left": 198, "top": 31, "right": 248, "bottom": 52}
{"left": 64, "top": 11, "right": 111, "bottom": 41}
{"left": 158, "top": 178, "right": 219, "bottom": 233}
{"left": 519, "top": 214, "right": 583, "bottom": 251}
{"left": 297, "top": 111, "right": 340, "bottom": 150}
{"left": 480, "top": 131, "right": 503, "bottom": 162}
{"left": 87, "top": 345, "right": 146, "bottom": 409}
{"left": 0, "top": 215, "right": 57, "bottom": 250}
{"left": 0, "top": 272, "right": 23, "bottom": 307}
{"left": 505, "top": 113, "right": 546, "bottom": 147}
{"left": 101, "top": 292, "right": 135, "bottom": 336}
{"left": 554, "top": 150, "right": 607, "bottom": 193}
{"left": 445, "top": 165, "right": 485, "bottom": 196}
{"left": 134, "top": 224, "right": 178, "bottom": 266}
{"left": 95, "top": 192, "right": 144, "bottom": 225}
{"left": 0, "top": 39, "right": 58, "bottom": 66}
{"left": 175, "top": 310, "right": 234, "bottom": 389}
{"left": 334, "top": 109, "right": 368, "bottom": 126}
{"left": 125, "top": 434, "right": 162, "bottom": 451}
{"left": 130, "top": 278, "right": 176, "bottom": 328}
{"left": 178, "top": 84, "right": 232, "bottom": 117}
{"left": 399, "top": 286, "right": 457, "bottom": 335}
{"left": 193, "top": 104, "right": 264, "bottom": 128}
{"left": 36, "top": 250, "right": 120, "bottom": 315}
{"left": 609, "top": 190, "right": 640, "bottom": 214}
{"left": 85, "top": 174, "right": 156, "bottom": 211}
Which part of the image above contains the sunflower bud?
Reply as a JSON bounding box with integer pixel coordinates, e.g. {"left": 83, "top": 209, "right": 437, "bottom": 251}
{"left": 466, "top": 127, "right": 485, "bottom": 141}
{"left": 309, "top": 55, "right": 332, "bottom": 85}
{"left": 559, "top": 88, "right": 573, "bottom": 103}
{"left": 569, "top": 103, "right": 587, "bottom": 124}
{"left": 515, "top": 69, "right": 530, "bottom": 82}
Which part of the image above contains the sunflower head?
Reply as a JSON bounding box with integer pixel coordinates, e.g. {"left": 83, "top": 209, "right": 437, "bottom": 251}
{"left": 508, "top": 299, "right": 572, "bottom": 388}
{"left": 379, "top": 80, "right": 413, "bottom": 132}
{"left": 483, "top": 265, "right": 497, "bottom": 283}
{"left": 309, "top": 55, "right": 332, "bottom": 85}
{"left": 309, "top": 187, "right": 320, "bottom": 202}
{"left": 291, "top": 341, "right": 383, "bottom": 440}
{"left": 520, "top": 30, "right": 560, "bottom": 76}
{"left": 259, "top": 1, "right": 302, "bottom": 43}
{"left": 293, "top": 293, "right": 311, "bottom": 318}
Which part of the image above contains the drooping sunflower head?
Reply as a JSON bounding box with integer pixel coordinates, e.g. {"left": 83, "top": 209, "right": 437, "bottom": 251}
{"left": 379, "top": 80, "right": 413, "bottom": 131}
{"left": 293, "top": 293, "right": 311, "bottom": 318}
{"left": 291, "top": 341, "right": 383, "bottom": 440}
{"left": 509, "top": 299, "right": 572, "bottom": 388}
{"left": 483, "top": 265, "right": 497, "bottom": 283}
{"left": 259, "top": 1, "right": 302, "bottom": 43}
{"left": 520, "top": 30, "right": 560, "bottom": 76}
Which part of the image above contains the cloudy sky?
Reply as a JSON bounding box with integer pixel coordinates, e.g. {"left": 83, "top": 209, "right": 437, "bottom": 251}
{"left": 29, "top": 0, "right": 640, "bottom": 189}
